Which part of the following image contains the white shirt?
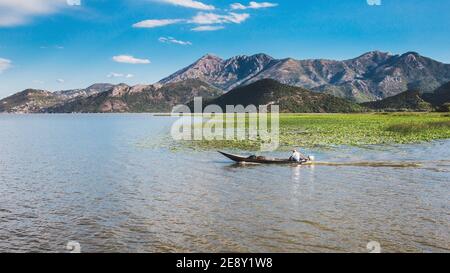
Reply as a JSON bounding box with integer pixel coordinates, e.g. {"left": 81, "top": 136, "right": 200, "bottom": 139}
{"left": 292, "top": 151, "right": 301, "bottom": 162}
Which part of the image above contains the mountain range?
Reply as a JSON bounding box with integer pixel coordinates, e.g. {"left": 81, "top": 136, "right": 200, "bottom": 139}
{"left": 1, "top": 51, "right": 450, "bottom": 113}
{"left": 0, "top": 80, "right": 221, "bottom": 113}
{"left": 0, "top": 83, "right": 115, "bottom": 113}
{"left": 159, "top": 51, "right": 450, "bottom": 102}
{"left": 46, "top": 79, "right": 222, "bottom": 113}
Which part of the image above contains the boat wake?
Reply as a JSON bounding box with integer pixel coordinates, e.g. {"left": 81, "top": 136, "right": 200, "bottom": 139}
{"left": 308, "top": 161, "right": 422, "bottom": 168}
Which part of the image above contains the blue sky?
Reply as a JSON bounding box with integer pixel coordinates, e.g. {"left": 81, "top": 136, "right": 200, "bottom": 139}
{"left": 0, "top": 0, "right": 450, "bottom": 97}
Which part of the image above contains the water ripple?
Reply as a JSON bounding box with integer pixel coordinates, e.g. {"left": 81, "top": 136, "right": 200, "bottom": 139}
{"left": 0, "top": 114, "right": 449, "bottom": 252}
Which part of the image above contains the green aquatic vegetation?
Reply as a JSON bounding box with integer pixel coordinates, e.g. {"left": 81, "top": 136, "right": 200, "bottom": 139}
{"left": 386, "top": 121, "right": 450, "bottom": 134}
{"left": 183, "top": 113, "right": 450, "bottom": 151}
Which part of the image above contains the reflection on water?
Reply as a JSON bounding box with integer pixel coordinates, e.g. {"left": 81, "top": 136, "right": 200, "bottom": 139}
{"left": 0, "top": 114, "right": 449, "bottom": 253}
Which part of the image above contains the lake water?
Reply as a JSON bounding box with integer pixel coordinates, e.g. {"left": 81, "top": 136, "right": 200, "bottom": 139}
{"left": 0, "top": 114, "right": 449, "bottom": 253}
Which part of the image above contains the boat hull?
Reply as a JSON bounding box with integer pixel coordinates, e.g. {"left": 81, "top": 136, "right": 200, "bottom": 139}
{"left": 218, "top": 151, "right": 307, "bottom": 165}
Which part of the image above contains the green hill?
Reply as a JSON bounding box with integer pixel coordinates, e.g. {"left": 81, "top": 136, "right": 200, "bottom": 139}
{"left": 362, "top": 82, "right": 450, "bottom": 112}
{"left": 422, "top": 82, "right": 450, "bottom": 111}
{"left": 361, "top": 90, "right": 433, "bottom": 112}
{"left": 201, "top": 79, "right": 364, "bottom": 113}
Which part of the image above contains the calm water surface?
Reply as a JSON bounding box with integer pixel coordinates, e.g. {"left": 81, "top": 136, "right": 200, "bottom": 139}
{"left": 0, "top": 114, "right": 449, "bottom": 253}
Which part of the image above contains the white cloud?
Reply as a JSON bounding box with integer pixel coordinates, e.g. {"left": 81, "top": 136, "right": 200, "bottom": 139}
{"left": 230, "top": 2, "right": 278, "bottom": 10}
{"left": 132, "top": 19, "right": 184, "bottom": 28}
{"left": 161, "top": 0, "right": 215, "bottom": 10}
{"left": 57, "top": 78, "right": 65, "bottom": 83}
{"left": 133, "top": 12, "right": 249, "bottom": 31}
{"left": 112, "top": 55, "right": 151, "bottom": 64}
{"left": 230, "top": 3, "right": 246, "bottom": 10}
{"left": 107, "top": 72, "right": 134, "bottom": 78}
{"left": 248, "top": 1, "right": 278, "bottom": 9}
{"left": 40, "top": 45, "right": 64, "bottom": 49}
{"left": 66, "top": 0, "right": 81, "bottom": 6}
{"left": 190, "top": 12, "right": 250, "bottom": 25}
{"left": 0, "top": 58, "right": 11, "bottom": 73}
{"left": 191, "top": 25, "right": 224, "bottom": 31}
{"left": 0, "top": 0, "right": 70, "bottom": 27}
{"left": 367, "top": 0, "right": 382, "bottom": 6}
{"left": 159, "top": 36, "right": 192, "bottom": 45}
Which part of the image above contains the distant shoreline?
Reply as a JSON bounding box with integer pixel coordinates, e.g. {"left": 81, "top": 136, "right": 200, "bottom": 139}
{"left": 0, "top": 111, "right": 445, "bottom": 115}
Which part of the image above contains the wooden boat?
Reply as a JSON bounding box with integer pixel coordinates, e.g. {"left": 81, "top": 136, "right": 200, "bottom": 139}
{"left": 218, "top": 151, "right": 309, "bottom": 165}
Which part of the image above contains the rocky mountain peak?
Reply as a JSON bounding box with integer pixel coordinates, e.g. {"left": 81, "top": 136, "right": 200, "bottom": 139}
{"left": 21, "top": 89, "right": 51, "bottom": 96}
{"left": 228, "top": 53, "right": 274, "bottom": 62}
{"left": 188, "top": 54, "right": 224, "bottom": 73}
{"left": 223, "top": 53, "right": 274, "bottom": 71}
{"left": 350, "top": 51, "right": 392, "bottom": 67}
{"left": 358, "top": 50, "right": 391, "bottom": 59}
{"left": 197, "top": 54, "right": 223, "bottom": 63}
{"left": 159, "top": 53, "right": 274, "bottom": 90}
{"left": 401, "top": 51, "right": 420, "bottom": 57}
{"left": 399, "top": 52, "right": 424, "bottom": 66}
{"left": 86, "top": 83, "right": 114, "bottom": 91}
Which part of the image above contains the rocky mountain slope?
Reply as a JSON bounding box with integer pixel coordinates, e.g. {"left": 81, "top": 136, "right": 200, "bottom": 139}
{"left": 0, "top": 89, "right": 63, "bottom": 113}
{"left": 202, "top": 79, "right": 364, "bottom": 113}
{"left": 0, "top": 84, "right": 115, "bottom": 113}
{"left": 159, "top": 51, "right": 450, "bottom": 102}
{"left": 54, "top": 83, "right": 114, "bottom": 100}
{"left": 159, "top": 53, "right": 275, "bottom": 91}
{"left": 46, "top": 79, "right": 223, "bottom": 113}
{"left": 0, "top": 80, "right": 222, "bottom": 113}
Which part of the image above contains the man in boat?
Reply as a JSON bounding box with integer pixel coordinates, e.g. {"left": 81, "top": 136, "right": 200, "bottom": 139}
{"left": 290, "top": 149, "right": 309, "bottom": 162}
